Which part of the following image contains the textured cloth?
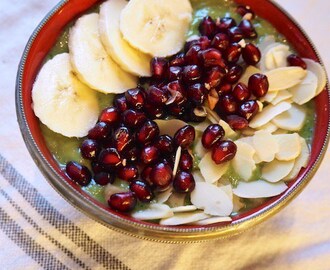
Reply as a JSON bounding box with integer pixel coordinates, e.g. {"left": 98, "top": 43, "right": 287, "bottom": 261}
{"left": 0, "top": 0, "right": 330, "bottom": 269}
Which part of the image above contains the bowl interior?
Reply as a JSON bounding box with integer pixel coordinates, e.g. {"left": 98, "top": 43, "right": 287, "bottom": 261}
{"left": 17, "top": 0, "right": 330, "bottom": 240}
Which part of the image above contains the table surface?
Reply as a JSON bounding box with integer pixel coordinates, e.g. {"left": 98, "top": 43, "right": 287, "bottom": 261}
{"left": 0, "top": 0, "right": 329, "bottom": 269}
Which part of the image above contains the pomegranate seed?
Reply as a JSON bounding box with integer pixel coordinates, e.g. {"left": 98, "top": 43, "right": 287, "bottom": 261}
{"left": 226, "top": 114, "right": 249, "bottom": 130}
{"left": 187, "top": 83, "right": 207, "bottom": 106}
{"left": 239, "top": 100, "right": 259, "bottom": 120}
{"left": 216, "top": 83, "right": 232, "bottom": 95}
{"left": 248, "top": 73, "right": 269, "bottom": 97}
{"left": 202, "top": 124, "right": 225, "bottom": 149}
{"left": 238, "top": 20, "right": 257, "bottom": 39}
{"left": 141, "top": 165, "right": 153, "bottom": 186}
{"left": 217, "top": 94, "right": 238, "bottom": 115}
{"left": 198, "top": 48, "right": 225, "bottom": 68}
{"left": 117, "top": 164, "right": 138, "bottom": 181}
{"left": 227, "top": 26, "right": 244, "bottom": 42}
{"left": 242, "top": 43, "right": 261, "bottom": 65}
{"left": 174, "top": 125, "right": 195, "bottom": 148}
{"left": 98, "top": 148, "right": 121, "bottom": 167}
{"left": 123, "top": 146, "right": 140, "bottom": 162}
{"left": 179, "top": 150, "right": 194, "bottom": 171}
{"left": 147, "top": 85, "right": 169, "bottom": 106}
{"left": 182, "top": 65, "right": 202, "bottom": 84}
{"left": 99, "top": 106, "right": 119, "bottom": 125}
{"left": 88, "top": 122, "right": 111, "bottom": 140}
{"left": 108, "top": 192, "right": 137, "bottom": 212}
{"left": 150, "top": 57, "right": 168, "bottom": 79}
{"left": 199, "top": 16, "right": 216, "bottom": 38}
{"left": 154, "top": 135, "right": 174, "bottom": 154}
{"left": 212, "top": 140, "right": 237, "bottom": 164}
{"left": 80, "top": 139, "right": 100, "bottom": 160}
{"left": 216, "top": 17, "right": 237, "bottom": 32}
{"left": 236, "top": 5, "right": 255, "bottom": 19}
{"left": 173, "top": 171, "right": 195, "bottom": 193}
{"left": 150, "top": 162, "right": 173, "bottom": 190}
{"left": 185, "top": 45, "right": 202, "bottom": 65}
{"left": 122, "top": 109, "right": 147, "bottom": 128}
{"left": 211, "top": 33, "right": 230, "bottom": 51}
{"left": 167, "top": 103, "right": 186, "bottom": 117}
{"left": 287, "top": 54, "right": 307, "bottom": 69}
{"left": 225, "top": 43, "right": 242, "bottom": 63}
{"left": 204, "top": 66, "right": 225, "bottom": 89}
{"left": 91, "top": 161, "right": 106, "bottom": 174}
{"left": 136, "top": 120, "right": 159, "bottom": 145}
{"left": 225, "top": 64, "right": 243, "bottom": 84}
{"left": 125, "top": 88, "right": 145, "bottom": 110}
{"left": 65, "top": 161, "right": 92, "bottom": 186}
{"left": 232, "top": 82, "right": 251, "bottom": 102}
{"left": 141, "top": 145, "right": 160, "bottom": 164}
{"left": 170, "top": 52, "right": 186, "bottom": 66}
{"left": 167, "top": 66, "right": 183, "bottom": 81}
{"left": 195, "top": 36, "right": 211, "bottom": 49}
{"left": 113, "top": 126, "right": 131, "bottom": 152}
{"left": 144, "top": 101, "right": 166, "bottom": 119}
{"left": 94, "top": 172, "right": 115, "bottom": 186}
{"left": 113, "top": 94, "right": 129, "bottom": 112}
{"left": 129, "top": 180, "right": 154, "bottom": 202}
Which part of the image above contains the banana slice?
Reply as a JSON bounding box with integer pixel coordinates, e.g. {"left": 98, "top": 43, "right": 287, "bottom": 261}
{"left": 69, "top": 13, "right": 137, "bottom": 94}
{"left": 99, "top": 0, "right": 151, "bottom": 77}
{"left": 32, "top": 53, "right": 99, "bottom": 138}
{"left": 120, "top": 0, "right": 193, "bottom": 57}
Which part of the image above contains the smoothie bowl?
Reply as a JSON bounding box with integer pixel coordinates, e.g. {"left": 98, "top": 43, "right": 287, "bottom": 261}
{"left": 16, "top": 0, "right": 329, "bottom": 242}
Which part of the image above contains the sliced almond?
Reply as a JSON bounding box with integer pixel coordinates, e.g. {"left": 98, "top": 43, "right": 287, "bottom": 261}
{"left": 303, "top": 58, "right": 327, "bottom": 96}
{"left": 219, "top": 119, "right": 238, "bottom": 139}
{"left": 272, "top": 103, "right": 306, "bottom": 131}
{"left": 172, "top": 146, "right": 182, "bottom": 176}
{"left": 233, "top": 180, "right": 288, "bottom": 198}
{"left": 260, "top": 91, "right": 278, "bottom": 103}
{"left": 104, "top": 183, "right": 127, "bottom": 201}
{"left": 270, "top": 90, "right": 292, "bottom": 105}
{"left": 261, "top": 159, "right": 295, "bottom": 182}
{"left": 193, "top": 138, "right": 207, "bottom": 160}
{"left": 189, "top": 216, "right": 232, "bottom": 225}
{"left": 208, "top": 92, "right": 219, "bottom": 110}
{"left": 132, "top": 203, "right": 173, "bottom": 220}
{"left": 219, "top": 184, "right": 233, "bottom": 201}
{"left": 290, "top": 70, "right": 318, "bottom": 105}
{"left": 265, "top": 67, "right": 307, "bottom": 91}
{"left": 205, "top": 106, "right": 221, "bottom": 123}
{"left": 258, "top": 35, "right": 276, "bottom": 54}
{"left": 192, "top": 170, "right": 205, "bottom": 182}
{"left": 191, "top": 182, "right": 233, "bottom": 216}
{"left": 166, "top": 192, "right": 186, "bottom": 207}
{"left": 274, "top": 133, "right": 302, "bottom": 160}
{"left": 194, "top": 121, "right": 210, "bottom": 133}
{"left": 154, "top": 119, "right": 187, "bottom": 137}
{"left": 155, "top": 187, "right": 173, "bottom": 204}
{"left": 233, "top": 195, "right": 245, "bottom": 212}
{"left": 199, "top": 152, "right": 230, "bottom": 184}
{"left": 256, "top": 122, "right": 278, "bottom": 133}
{"left": 232, "top": 141, "right": 256, "bottom": 181}
{"left": 239, "top": 65, "right": 261, "bottom": 85}
{"left": 253, "top": 130, "right": 279, "bottom": 162}
{"left": 249, "top": 101, "right": 291, "bottom": 128}
{"left": 171, "top": 205, "right": 197, "bottom": 213}
{"left": 241, "top": 127, "right": 256, "bottom": 136}
{"left": 160, "top": 211, "right": 210, "bottom": 226}
{"left": 262, "top": 43, "right": 290, "bottom": 71}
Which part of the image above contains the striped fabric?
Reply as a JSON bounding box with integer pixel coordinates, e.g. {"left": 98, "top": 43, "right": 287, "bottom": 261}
{"left": 1, "top": 0, "right": 330, "bottom": 269}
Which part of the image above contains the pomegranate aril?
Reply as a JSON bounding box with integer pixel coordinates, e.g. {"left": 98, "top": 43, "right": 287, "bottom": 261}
{"left": 147, "top": 85, "right": 169, "bottom": 106}
{"left": 113, "top": 94, "right": 129, "bottom": 112}
{"left": 198, "top": 48, "right": 225, "bottom": 68}
{"left": 150, "top": 162, "right": 173, "bottom": 190}
{"left": 129, "top": 180, "right": 154, "bottom": 202}
{"left": 212, "top": 140, "right": 237, "bottom": 164}
{"left": 287, "top": 54, "right": 307, "bottom": 69}
{"left": 199, "top": 16, "right": 216, "bottom": 38}
{"left": 238, "top": 20, "right": 257, "bottom": 39}
{"left": 242, "top": 43, "right": 261, "bottom": 65}
{"left": 125, "top": 88, "right": 145, "bottom": 110}
{"left": 108, "top": 192, "right": 137, "bottom": 212}
{"left": 144, "top": 101, "right": 166, "bottom": 119}
{"left": 91, "top": 161, "right": 106, "bottom": 174}
{"left": 117, "top": 164, "right": 138, "bottom": 181}
{"left": 167, "top": 66, "right": 183, "bottom": 81}
{"left": 187, "top": 83, "right": 206, "bottom": 106}
{"left": 216, "top": 83, "right": 232, "bottom": 96}
{"left": 66, "top": 161, "right": 91, "bottom": 186}
{"left": 185, "top": 45, "right": 202, "bottom": 65}
{"left": 204, "top": 66, "right": 225, "bottom": 89}
{"left": 170, "top": 52, "right": 186, "bottom": 66}
{"left": 113, "top": 126, "right": 131, "bottom": 152}
{"left": 99, "top": 106, "right": 119, "bottom": 125}
{"left": 216, "top": 17, "right": 237, "bottom": 32}
{"left": 182, "top": 65, "right": 202, "bottom": 84}
{"left": 88, "top": 121, "right": 111, "bottom": 140}
{"left": 141, "top": 165, "right": 153, "bottom": 186}
{"left": 80, "top": 139, "right": 100, "bottom": 160}
{"left": 226, "top": 114, "right": 249, "bottom": 130}
{"left": 179, "top": 150, "right": 194, "bottom": 172}
{"left": 211, "top": 33, "right": 230, "bottom": 52}
{"left": 154, "top": 135, "right": 174, "bottom": 154}
{"left": 239, "top": 100, "right": 259, "bottom": 120}
{"left": 225, "top": 64, "right": 243, "bottom": 84}
{"left": 236, "top": 5, "right": 255, "bottom": 19}
{"left": 173, "top": 171, "right": 195, "bottom": 193}
{"left": 137, "top": 120, "right": 159, "bottom": 145}
{"left": 174, "top": 125, "right": 195, "bottom": 148}
{"left": 232, "top": 82, "right": 251, "bottom": 102}
{"left": 123, "top": 146, "right": 140, "bottom": 162}
{"left": 122, "top": 109, "right": 147, "bottom": 128}
{"left": 141, "top": 145, "right": 160, "bottom": 164}
{"left": 195, "top": 36, "right": 211, "bottom": 49}
{"left": 167, "top": 103, "right": 186, "bottom": 117}
{"left": 202, "top": 124, "right": 225, "bottom": 149}
{"left": 98, "top": 148, "right": 121, "bottom": 167}
{"left": 225, "top": 43, "right": 242, "bottom": 63}
{"left": 248, "top": 73, "right": 269, "bottom": 98}
{"left": 94, "top": 172, "right": 115, "bottom": 186}
{"left": 227, "top": 26, "right": 244, "bottom": 42}
{"left": 150, "top": 57, "right": 168, "bottom": 79}
{"left": 217, "top": 94, "right": 238, "bottom": 115}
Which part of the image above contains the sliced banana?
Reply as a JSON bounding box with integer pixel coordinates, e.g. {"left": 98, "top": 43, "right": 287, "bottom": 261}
{"left": 290, "top": 70, "right": 318, "bottom": 105}
{"left": 199, "top": 152, "right": 230, "bottom": 184}
{"left": 272, "top": 104, "right": 306, "bottom": 131}
{"left": 233, "top": 180, "right": 287, "bottom": 198}
{"left": 99, "top": 0, "right": 151, "bottom": 77}
{"left": 69, "top": 13, "right": 137, "bottom": 94}
{"left": 274, "top": 133, "right": 302, "bottom": 161}
{"left": 261, "top": 159, "right": 295, "bottom": 183}
{"left": 303, "top": 58, "right": 327, "bottom": 96}
{"left": 120, "top": 0, "right": 193, "bottom": 57}
{"left": 155, "top": 187, "right": 173, "bottom": 204}
{"left": 32, "top": 53, "right": 99, "bottom": 138}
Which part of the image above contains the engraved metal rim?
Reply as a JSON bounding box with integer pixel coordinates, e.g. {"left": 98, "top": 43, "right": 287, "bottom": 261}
{"left": 15, "top": 0, "right": 330, "bottom": 243}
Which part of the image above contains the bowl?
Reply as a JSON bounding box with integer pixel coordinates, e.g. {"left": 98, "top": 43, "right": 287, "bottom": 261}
{"left": 16, "top": 0, "right": 330, "bottom": 242}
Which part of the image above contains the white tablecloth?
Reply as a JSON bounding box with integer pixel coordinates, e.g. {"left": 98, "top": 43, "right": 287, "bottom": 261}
{"left": 0, "top": 0, "right": 329, "bottom": 269}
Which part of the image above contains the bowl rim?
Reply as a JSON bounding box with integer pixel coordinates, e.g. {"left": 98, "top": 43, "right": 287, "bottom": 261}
{"left": 16, "top": 0, "right": 330, "bottom": 243}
